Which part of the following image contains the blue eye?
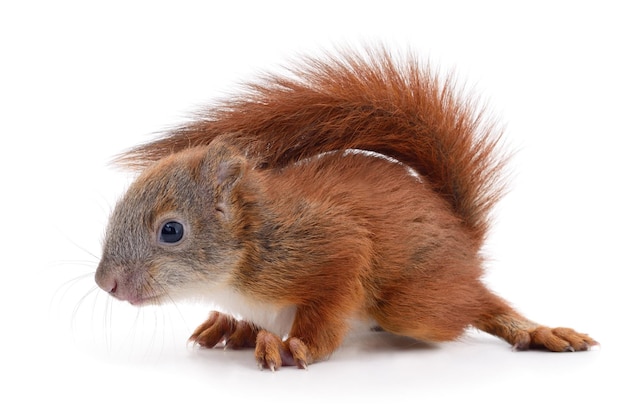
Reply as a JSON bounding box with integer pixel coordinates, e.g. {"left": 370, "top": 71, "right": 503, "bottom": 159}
{"left": 160, "top": 221, "right": 184, "bottom": 243}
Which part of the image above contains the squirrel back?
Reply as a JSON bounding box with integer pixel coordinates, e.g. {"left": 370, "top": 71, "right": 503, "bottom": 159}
{"left": 117, "top": 48, "right": 506, "bottom": 243}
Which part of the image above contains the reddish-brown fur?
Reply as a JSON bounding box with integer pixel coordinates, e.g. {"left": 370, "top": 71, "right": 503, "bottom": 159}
{"left": 97, "top": 48, "right": 596, "bottom": 370}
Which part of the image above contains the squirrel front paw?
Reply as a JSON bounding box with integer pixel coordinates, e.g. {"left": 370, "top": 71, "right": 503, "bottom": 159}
{"left": 254, "top": 330, "right": 312, "bottom": 371}
{"left": 189, "top": 311, "right": 258, "bottom": 349}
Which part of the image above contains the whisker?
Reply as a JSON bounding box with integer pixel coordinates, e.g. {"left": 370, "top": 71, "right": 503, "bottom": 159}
{"left": 60, "top": 230, "right": 101, "bottom": 262}
{"left": 70, "top": 285, "right": 100, "bottom": 337}
{"left": 104, "top": 292, "right": 114, "bottom": 354}
{"left": 145, "top": 275, "right": 167, "bottom": 360}
{"left": 48, "top": 259, "right": 99, "bottom": 268}
{"left": 129, "top": 305, "right": 143, "bottom": 358}
{"left": 51, "top": 270, "right": 96, "bottom": 314}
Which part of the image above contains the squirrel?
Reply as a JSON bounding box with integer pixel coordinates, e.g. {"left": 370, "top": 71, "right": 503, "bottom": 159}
{"left": 95, "top": 48, "right": 597, "bottom": 370}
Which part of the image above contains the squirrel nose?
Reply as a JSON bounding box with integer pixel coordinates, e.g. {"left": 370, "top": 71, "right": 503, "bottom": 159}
{"left": 97, "top": 275, "right": 118, "bottom": 295}
{"left": 94, "top": 266, "right": 118, "bottom": 295}
{"left": 108, "top": 280, "right": 118, "bottom": 295}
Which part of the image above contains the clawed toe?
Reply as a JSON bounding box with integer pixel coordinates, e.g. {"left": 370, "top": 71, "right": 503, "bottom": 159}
{"left": 189, "top": 311, "right": 258, "bottom": 349}
{"left": 254, "top": 331, "right": 312, "bottom": 371}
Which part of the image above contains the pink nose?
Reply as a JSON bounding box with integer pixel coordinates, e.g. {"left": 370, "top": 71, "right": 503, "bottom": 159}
{"left": 94, "top": 266, "right": 118, "bottom": 295}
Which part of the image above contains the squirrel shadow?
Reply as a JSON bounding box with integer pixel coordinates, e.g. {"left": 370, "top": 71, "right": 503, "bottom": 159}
{"left": 186, "top": 328, "right": 439, "bottom": 371}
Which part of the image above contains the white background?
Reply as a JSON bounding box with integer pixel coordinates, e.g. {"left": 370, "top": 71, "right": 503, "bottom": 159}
{"left": 1, "top": 1, "right": 624, "bottom": 416}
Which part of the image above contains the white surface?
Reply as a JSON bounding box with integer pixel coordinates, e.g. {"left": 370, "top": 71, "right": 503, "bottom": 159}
{"left": 1, "top": 1, "right": 623, "bottom": 416}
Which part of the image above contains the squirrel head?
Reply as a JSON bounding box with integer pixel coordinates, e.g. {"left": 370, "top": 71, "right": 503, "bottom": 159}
{"left": 95, "top": 138, "right": 253, "bottom": 305}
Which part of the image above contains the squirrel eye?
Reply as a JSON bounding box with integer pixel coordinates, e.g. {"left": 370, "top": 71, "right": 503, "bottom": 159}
{"left": 159, "top": 221, "right": 184, "bottom": 244}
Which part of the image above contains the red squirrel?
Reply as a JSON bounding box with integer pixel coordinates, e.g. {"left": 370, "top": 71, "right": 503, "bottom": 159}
{"left": 95, "top": 48, "right": 597, "bottom": 370}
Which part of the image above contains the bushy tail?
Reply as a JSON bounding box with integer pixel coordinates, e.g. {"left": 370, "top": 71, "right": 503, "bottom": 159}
{"left": 117, "top": 47, "right": 507, "bottom": 242}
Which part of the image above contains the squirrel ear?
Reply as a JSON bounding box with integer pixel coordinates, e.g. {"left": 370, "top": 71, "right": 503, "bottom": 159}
{"left": 216, "top": 157, "right": 245, "bottom": 192}
{"left": 214, "top": 157, "right": 247, "bottom": 221}
{"left": 210, "top": 144, "right": 248, "bottom": 221}
{"left": 202, "top": 136, "right": 247, "bottom": 192}
{"left": 202, "top": 137, "right": 249, "bottom": 219}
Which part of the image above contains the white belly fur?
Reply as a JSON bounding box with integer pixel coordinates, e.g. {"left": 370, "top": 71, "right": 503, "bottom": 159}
{"left": 192, "top": 282, "right": 381, "bottom": 341}
{"left": 206, "top": 284, "right": 296, "bottom": 338}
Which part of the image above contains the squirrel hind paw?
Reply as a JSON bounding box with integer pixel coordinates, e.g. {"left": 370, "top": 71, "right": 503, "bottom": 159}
{"left": 513, "top": 326, "right": 598, "bottom": 352}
